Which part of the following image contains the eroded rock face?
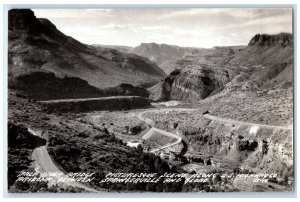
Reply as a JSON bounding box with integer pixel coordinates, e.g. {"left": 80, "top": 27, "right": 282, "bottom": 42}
{"left": 170, "top": 71, "right": 215, "bottom": 101}
{"left": 149, "top": 32, "right": 292, "bottom": 103}
{"left": 8, "top": 9, "right": 41, "bottom": 33}
{"left": 248, "top": 33, "right": 292, "bottom": 47}
{"left": 182, "top": 121, "right": 293, "bottom": 178}
{"left": 149, "top": 67, "right": 230, "bottom": 102}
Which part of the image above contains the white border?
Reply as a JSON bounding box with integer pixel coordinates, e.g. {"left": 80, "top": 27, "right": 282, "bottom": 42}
{"left": 1, "top": 0, "right": 299, "bottom": 201}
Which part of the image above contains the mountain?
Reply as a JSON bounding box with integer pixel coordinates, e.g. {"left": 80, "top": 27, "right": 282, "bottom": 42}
{"left": 149, "top": 33, "right": 292, "bottom": 102}
{"left": 130, "top": 43, "right": 244, "bottom": 74}
{"left": 8, "top": 9, "right": 166, "bottom": 100}
{"left": 92, "top": 44, "right": 132, "bottom": 53}
{"left": 248, "top": 33, "right": 292, "bottom": 47}
{"left": 130, "top": 43, "right": 204, "bottom": 74}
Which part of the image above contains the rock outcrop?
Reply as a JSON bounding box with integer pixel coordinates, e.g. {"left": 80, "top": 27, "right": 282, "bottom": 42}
{"left": 149, "top": 33, "right": 292, "bottom": 103}
{"left": 182, "top": 119, "right": 293, "bottom": 179}
{"left": 149, "top": 67, "right": 231, "bottom": 102}
{"left": 248, "top": 33, "right": 292, "bottom": 47}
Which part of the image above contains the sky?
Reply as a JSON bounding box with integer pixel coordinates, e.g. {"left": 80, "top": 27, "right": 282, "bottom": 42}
{"left": 33, "top": 8, "right": 292, "bottom": 48}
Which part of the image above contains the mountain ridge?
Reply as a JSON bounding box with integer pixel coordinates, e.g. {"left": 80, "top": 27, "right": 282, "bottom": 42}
{"left": 148, "top": 33, "right": 292, "bottom": 102}
{"left": 8, "top": 9, "right": 165, "bottom": 100}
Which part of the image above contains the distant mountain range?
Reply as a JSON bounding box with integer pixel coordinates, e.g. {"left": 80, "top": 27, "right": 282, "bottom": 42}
{"left": 94, "top": 33, "right": 292, "bottom": 102}
{"left": 94, "top": 43, "right": 246, "bottom": 74}
{"left": 148, "top": 33, "right": 292, "bottom": 102}
{"left": 8, "top": 9, "right": 292, "bottom": 103}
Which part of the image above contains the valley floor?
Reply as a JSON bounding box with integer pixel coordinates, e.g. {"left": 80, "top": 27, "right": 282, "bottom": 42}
{"left": 88, "top": 100, "right": 293, "bottom": 192}
{"left": 8, "top": 91, "right": 293, "bottom": 193}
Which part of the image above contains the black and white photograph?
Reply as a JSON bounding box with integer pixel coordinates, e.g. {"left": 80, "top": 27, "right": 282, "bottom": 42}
{"left": 6, "top": 6, "right": 294, "bottom": 194}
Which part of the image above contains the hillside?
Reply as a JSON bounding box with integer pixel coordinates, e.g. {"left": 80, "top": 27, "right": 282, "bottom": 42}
{"left": 8, "top": 9, "right": 165, "bottom": 100}
{"left": 7, "top": 91, "right": 181, "bottom": 192}
{"left": 149, "top": 33, "right": 292, "bottom": 103}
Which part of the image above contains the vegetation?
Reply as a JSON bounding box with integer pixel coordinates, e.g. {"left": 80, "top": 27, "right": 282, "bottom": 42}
{"left": 8, "top": 122, "right": 46, "bottom": 187}
{"left": 91, "top": 112, "right": 147, "bottom": 135}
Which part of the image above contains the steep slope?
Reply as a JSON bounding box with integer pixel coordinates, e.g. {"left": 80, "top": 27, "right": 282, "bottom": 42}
{"left": 8, "top": 92, "right": 178, "bottom": 192}
{"left": 149, "top": 33, "right": 292, "bottom": 102}
{"left": 8, "top": 9, "right": 165, "bottom": 99}
{"left": 227, "top": 33, "right": 292, "bottom": 66}
{"left": 149, "top": 67, "right": 230, "bottom": 102}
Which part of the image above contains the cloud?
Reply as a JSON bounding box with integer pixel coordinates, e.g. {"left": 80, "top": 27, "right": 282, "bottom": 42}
{"left": 32, "top": 8, "right": 292, "bottom": 48}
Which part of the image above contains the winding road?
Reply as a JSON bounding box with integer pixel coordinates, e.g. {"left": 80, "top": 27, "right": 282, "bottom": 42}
{"left": 91, "top": 108, "right": 189, "bottom": 154}
{"left": 142, "top": 127, "right": 182, "bottom": 153}
{"left": 203, "top": 114, "right": 292, "bottom": 130}
{"left": 133, "top": 108, "right": 292, "bottom": 154}
{"left": 29, "top": 128, "right": 103, "bottom": 193}
{"left": 134, "top": 108, "right": 197, "bottom": 153}
{"left": 28, "top": 106, "right": 291, "bottom": 192}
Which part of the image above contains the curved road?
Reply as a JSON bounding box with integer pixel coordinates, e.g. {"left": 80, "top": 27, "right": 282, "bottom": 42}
{"left": 134, "top": 108, "right": 196, "bottom": 153}
{"left": 29, "top": 128, "right": 103, "bottom": 193}
{"left": 203, "top": 114, "right": 292, "bottom": 130}
{"left": 28, "top": 106, "right": 291, "bottom": 192}
{"left": 142, "top": 127, "right": 182, "bottom": 153}
{"left": 91, "top": 108, "right": 191, "bottom": 154}
{"left": 133, "top": 108, "right": 196, "bottom": 153}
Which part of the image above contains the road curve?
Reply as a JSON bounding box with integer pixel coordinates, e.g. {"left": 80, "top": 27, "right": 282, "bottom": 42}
{"left": 29, "top": 128, "right": 103, "bottom": 193}
{"left": 134, "top": 109, "right": 186, "bottom": 153}
{"left": 91, "top": 108, "right": 187, "bottom": 154}
{"left": 203, "top": 114, "right": 292, "bottom": 130}
{"left": 142, "top": 127, "right": 182, "bottom": 153}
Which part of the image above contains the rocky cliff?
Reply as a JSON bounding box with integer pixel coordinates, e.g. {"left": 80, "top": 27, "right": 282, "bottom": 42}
{"left": 149, "top": 67, "right": 231, "bottom": 102}
{"left": 149, "top": 33, "right": 292, "bottom": 103}
{"left": 248, "top": 33, "right": 292, "bottom": 47}
{"left": 182, "top": 117, "right": 292, "bottom": 180}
